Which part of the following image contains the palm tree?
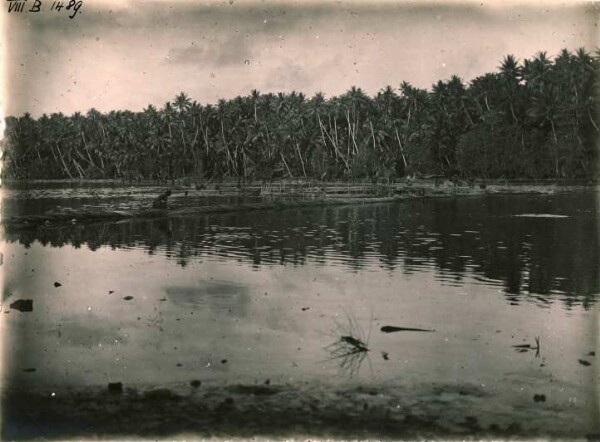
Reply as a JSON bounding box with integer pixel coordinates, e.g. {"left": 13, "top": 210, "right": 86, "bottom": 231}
{"left": 173, "top": 92, "right": 192, "bottom": 114}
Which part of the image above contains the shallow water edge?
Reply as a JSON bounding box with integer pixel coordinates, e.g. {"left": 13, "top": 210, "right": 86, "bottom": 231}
{"left": 3, "top": 379, "right": 599, "bottom": 440}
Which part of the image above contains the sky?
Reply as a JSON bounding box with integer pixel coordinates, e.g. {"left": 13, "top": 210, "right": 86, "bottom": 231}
{"left": 1, "top": 0, "right": 599, "bottom": 117}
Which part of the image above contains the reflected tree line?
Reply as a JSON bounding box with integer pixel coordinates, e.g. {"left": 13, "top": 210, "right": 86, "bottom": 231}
{"left": 5, "top": 195, "right": 598, "bottom": 308}
{"left": 3, "top": 49, "right": 599, "bottom": 182}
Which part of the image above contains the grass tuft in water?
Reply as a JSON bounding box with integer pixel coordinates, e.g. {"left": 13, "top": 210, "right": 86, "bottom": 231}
{"left": 324, "top": 310, "right": 373, "bottom": 377}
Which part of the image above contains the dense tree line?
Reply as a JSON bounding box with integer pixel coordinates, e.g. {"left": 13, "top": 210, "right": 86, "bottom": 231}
{"left": 3, "top": 48, "right": 599, "bottom": 181}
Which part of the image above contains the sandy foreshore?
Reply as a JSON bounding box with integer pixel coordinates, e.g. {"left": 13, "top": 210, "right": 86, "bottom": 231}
{"left": 4, "top": 380, "right": 598, "bottom": 440}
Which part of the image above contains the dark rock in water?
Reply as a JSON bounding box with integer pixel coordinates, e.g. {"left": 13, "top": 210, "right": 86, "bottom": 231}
{"left": 380, "top": 325, "right": 434, "bottom": 333}
{"left": 10, "top": 299, "right": 33, "bottom": 312}
{"left": 264, "top": 379, "right": 270, "bottom": 385}
{"left": 589, "top": 351, "right": 595, "bottom": 356}
{"left": 382, "top": 351, "right": 389, "bottom": 360}
{"left": 107, "top": 382, "right": 123, "bottom": 394}
{"left": 190, "top": 380, "right": 202, "bottom": 388}
{"left": 152, "top": 189, "right": 172, "bottom": 209}
{"left": 301, "top": 307, "right": 310, "bottom": 311}
{"left": 488, "top": 423, "right": 501, "bottom": 432}
{"left": 215, "top": 397, "right": 235, "bottom": 413}
{"left": 23, "top": 368, "right": 36, "bottom": 373}
{"left": 54, "top": 282, "right": 62, "bottom": 288}
{"left": 463, "top": 416, "right": 480, "bottom": 430}
{"left": 578, "top": 359, "right": 592, "bottom": 366}
{"left": 123, "top": 296, "right": 134, "bottom": 301}
{"left": 533, "top": 394, "right": 546, "bottom": 402}
{"left": 221, "top": 359, "right": 228, "bottom": 364}
{"left": 108, "top": 290, "right": 114, "bottom": 294}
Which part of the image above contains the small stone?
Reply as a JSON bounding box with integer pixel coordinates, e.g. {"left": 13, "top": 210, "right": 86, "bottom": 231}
{"left": 533, "top": 394, "right": 546, "bottom": 402}
{"left": 54, "top": 282, "right": 62, "bottom": 288}
{"left": 123, "top": 296, "right": 134, "bottom": 301}
{"left": 489, "top": 423, "right": 501, "bottom": 432}
{"left": 190, "top": 380, "right": 201, "bottom": 388}
{"left": 108, "top": 382, "right": 123, "bottom": 394}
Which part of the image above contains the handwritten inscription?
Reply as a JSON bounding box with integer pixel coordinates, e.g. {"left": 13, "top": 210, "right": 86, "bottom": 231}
{"left": 6, "top": 0, "right": 83, "bottom": 18}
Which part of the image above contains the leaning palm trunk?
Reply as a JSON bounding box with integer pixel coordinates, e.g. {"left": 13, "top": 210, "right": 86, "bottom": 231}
{"left": 317, "top": 114, "right": 350, "bottom": 172}
{"left": 280, "top": 151, "right": 293, "bottom": 178}
{"left": 550, "top": 120, "right": 559, "bottom": 179}
{"left": 394, "top": 129, "right": 409, "bottom": 172}
{"left": 294, "top": 141, "right": 308, "bottom": 178}
{"left": 54, "top": 143, "right": 74, "bottom": 179}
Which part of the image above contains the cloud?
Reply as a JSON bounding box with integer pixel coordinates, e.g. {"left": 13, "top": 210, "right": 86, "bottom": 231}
{"left": 4, "top": 1, "right": 598, "bottom": 116}
{"left": 167, "top": 35, "right": 252, "bottom": 66}
{"left": 262, "top": 60, "right": 311, "bottom": 92}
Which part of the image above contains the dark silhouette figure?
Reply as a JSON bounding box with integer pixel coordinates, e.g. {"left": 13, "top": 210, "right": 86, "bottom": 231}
{"left": 152, "top": 189, "right": 172, "bottom": 209}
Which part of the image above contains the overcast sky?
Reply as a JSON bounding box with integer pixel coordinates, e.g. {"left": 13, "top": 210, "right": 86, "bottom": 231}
{"left": 2, "top": 0, "right": 599, "bottom": 117}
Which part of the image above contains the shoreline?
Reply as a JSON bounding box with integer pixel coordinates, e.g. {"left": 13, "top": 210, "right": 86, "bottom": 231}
{"left": 1, "top": 177, "right": 598, "bottom": 186}
{"left": 2, "top": 181, "right": 598, "bottom": 229}
{"left": 3, "top": 380, "right": 597, "bottom": 440}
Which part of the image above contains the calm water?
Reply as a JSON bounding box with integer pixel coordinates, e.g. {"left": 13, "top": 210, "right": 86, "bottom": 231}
{"left": 1, "top": 186, "right": 599, "bottom": 433}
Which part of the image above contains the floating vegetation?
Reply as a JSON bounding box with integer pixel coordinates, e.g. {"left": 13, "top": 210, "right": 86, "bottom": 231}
{"left": 512, "top": 336, "right": 541, "bottom": 357}
{"left": 380, "top": 325, "right": 434, "bottom": 333}
{"left": 325, "top": 310, "right": 372, "bottom": 377}
{"left": 10, "top": 299, "right": 33, "bottom": 312}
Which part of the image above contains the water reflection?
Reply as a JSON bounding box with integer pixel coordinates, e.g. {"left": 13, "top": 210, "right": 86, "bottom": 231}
{"left": 3, "top": 192, "right": 599, "bottom": 308}
{"left": 2, "top": 191, "right": 598, "bottom": 438}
